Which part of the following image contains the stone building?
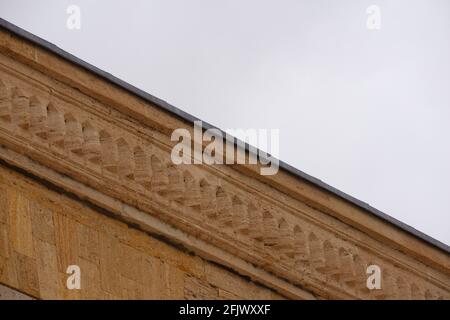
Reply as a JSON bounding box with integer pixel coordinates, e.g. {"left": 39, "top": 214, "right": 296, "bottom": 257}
{"left": 0, "top": 18, "right": 449, "bottom": 300}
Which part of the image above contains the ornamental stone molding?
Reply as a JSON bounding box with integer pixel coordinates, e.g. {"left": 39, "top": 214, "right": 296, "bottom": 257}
{"left": 0, "top": 19, "right": 448, "bottom": 300}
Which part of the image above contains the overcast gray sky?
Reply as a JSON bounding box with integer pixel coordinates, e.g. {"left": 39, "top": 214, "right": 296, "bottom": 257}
{"left": 0, "top": 0, "right": 449, "bottom": 245}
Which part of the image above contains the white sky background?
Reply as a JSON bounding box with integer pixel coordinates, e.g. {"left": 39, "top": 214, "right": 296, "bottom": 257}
{"left": 0, "top": 0, "right": 449, "bottom": 245}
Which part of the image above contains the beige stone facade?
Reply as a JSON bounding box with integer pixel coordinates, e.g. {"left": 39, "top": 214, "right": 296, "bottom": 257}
{"left": 0, "top": 20, "right": 448, "bottom": 300}
{"left": 0, "top": 164, "right": 283, "bottom": 299}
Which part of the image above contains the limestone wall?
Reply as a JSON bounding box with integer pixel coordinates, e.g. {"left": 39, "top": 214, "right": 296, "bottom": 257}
{"left": 0, "top": 22, "right": 448, "bottom": 300}
{"left": 0, "top": 164, "right": 284, "bottom": 299}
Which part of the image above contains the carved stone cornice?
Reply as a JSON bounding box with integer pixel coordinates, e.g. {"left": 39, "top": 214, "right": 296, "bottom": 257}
{"left": 0, "top": 25, "right": 449, "bottom": 300}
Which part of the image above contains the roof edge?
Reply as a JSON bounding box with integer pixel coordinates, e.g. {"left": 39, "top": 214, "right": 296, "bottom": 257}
{"left": 0, "top": 17, "right": 448, "bottom": 254}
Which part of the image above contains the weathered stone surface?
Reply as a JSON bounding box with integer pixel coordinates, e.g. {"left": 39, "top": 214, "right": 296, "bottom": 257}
{"left": 0, "top": 165, "right": 281, "bottom": 299}
{"left": 0, "top": 24, "right": 448, "bottom": 300}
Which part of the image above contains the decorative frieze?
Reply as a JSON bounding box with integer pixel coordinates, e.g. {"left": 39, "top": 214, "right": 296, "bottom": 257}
{"left": 0, "top": 56, "right": 448, "bottom": 300}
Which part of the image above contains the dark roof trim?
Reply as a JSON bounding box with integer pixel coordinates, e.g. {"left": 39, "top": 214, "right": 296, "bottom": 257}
{"left": 0, "top": 18, "right": 448, "bottom": 254}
